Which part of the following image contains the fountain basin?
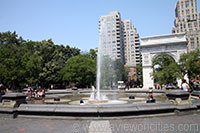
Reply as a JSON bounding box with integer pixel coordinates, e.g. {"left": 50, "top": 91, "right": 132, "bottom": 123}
{"left": 165, "top": 90, "right": 190, "bottom": 100}
{"left": 16, "top": 102, "right": 177, "bottom": 118}
{"left": 0, "top": 93, "right": 27, "bottom": 108}
{"left": 88, "top": 99, "right": 108, "bottom": 104}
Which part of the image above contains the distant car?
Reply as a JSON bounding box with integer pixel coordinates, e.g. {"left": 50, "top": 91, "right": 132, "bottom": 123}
{"left": 117, "top": 81, "right": 126, "bottom": 89}
{"left": 118, "top": 85, "right": 126, "bottom": 89}
{"left": 72, "top": 87, "right": 78, "bottom": 90}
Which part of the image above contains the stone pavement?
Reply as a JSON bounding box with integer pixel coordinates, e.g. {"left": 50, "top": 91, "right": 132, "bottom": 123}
{"left": 0, "top": 112, "right": 200, "bottom": 133}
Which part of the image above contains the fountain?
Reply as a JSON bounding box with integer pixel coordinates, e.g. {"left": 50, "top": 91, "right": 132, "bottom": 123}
{"left": 92, "top": 17, "right": 120, "bottom": 103}
{"left": 88, "top": 86, "right": 108, "bottom": 103}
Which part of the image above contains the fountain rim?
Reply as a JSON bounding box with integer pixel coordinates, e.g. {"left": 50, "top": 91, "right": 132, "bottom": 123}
{"left": 1, "top": 90, "right": 199, "bottom": 119}
{"left": 4, "top": 100, "right": 199, "bottom": 119}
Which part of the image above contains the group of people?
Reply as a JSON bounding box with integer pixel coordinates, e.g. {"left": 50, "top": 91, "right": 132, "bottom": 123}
{"left": 154, "top": 79, "right": 199, "bottom": 92}
{"left": 26, "top": 87, "right": 45, "bottom": 99}
{"left": 181, "top": 79, "right": 200, "bottom": 92}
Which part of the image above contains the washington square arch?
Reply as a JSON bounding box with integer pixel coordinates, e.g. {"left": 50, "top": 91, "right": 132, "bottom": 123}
{"left": 140, "top": 33, "right": 187, "bottom": 89}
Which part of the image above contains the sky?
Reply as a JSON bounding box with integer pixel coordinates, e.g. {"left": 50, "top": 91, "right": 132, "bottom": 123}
{"left": 0, "top": 0, "right": 200, "bottom": 51}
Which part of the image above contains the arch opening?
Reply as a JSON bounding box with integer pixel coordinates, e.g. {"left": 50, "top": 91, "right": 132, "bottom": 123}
{"left": 151, "top": 54, "right": 182, "bottom": 88}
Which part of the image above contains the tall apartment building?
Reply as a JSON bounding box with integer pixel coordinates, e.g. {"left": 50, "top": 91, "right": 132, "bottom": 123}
{"left": 172, "top": 0, "right": 200, "bottom": 51}
{"left": 99, "top": 11, "right": 140, "bottom": 68}
{"left": 99, "top": 11, "right": 125, "bottom": 63}
{"left": 122, "top": 19, "right": 141, "bottom": 66}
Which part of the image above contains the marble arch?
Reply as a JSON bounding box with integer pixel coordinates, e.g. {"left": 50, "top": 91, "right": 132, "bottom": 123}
{"left": 140, "top": 33, "right": 187, "bottom": 89}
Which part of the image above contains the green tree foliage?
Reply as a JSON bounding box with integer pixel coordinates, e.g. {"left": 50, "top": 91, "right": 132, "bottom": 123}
{"left": 0, "top": 31, "right": 24, "bottom": 45}
{"left": 60, "top": 54, "right": 96, "bottom": 88}
{"left": 136, "top": 63, "right": 143, "bottom": 86}
{"left": 151, "top": 54, "right": 182, "bottom": 85}
{"left": 0, "top": 32, "right": 27, "bottom": 89}
{"left": 88, "top": 49, "right": 97, "bottom": 60}
{"left": 179, "top": 49, "right": 200, "bottom": 79}
{"left": 0, "top": 31, "right": 80, "bottom": 89}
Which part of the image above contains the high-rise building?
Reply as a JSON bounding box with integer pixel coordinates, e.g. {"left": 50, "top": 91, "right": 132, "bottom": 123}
{"left": 122, "top": 19, "right": 141, "bottom": 80}
{"left": 122, "top": 19, "right": 141, "bottom": 66}
{"left": 98, "top": 11, "right": 141, "bottom": 67}
{"left": 172, "top": 0, "right": 200, "bottom": 51}
{"left": 99, "top": 11, "right": 125, "bottom": 63}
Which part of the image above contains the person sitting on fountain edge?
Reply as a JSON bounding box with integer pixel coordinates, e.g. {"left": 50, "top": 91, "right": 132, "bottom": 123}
{"left": 181, "top": 79, "right": 190, "bottom": 92}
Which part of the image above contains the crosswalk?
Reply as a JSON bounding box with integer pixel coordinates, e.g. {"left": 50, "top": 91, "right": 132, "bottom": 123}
{"left": 88, "top": 120, "right": 112, "bottom": 133}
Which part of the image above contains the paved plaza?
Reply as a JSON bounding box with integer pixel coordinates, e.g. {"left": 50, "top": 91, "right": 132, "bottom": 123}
{"left": 0, "top": 111, "right": 200, "bottom": 133}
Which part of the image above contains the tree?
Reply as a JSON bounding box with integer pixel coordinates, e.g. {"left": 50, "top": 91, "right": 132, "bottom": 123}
{"left": 60, "top": 54, "right": 96, "bottom": 88}
{"left": 88, "top": 49, "right": 97, "bottom": 60}
{"left": 0, "top": 31, "right": 27, "bottom": 89}
{"left": 179, "top": 49, "right": 200, "bottom": 79}
{"left": 29, "top": 39, "right": 80, "bottom": 88}
{"left": 0, "top": 31, "right": 80, "bottom": 89}
{"left": 21, "top": 41, "right": 43, "bottom": 86}
{"left": 151, "top": 54, "right": 182, "bottom": 85}
{"left": 136, "top": 63, "right": 143, "bottom": 86}
{"left": 0, "top": 31, "right": 25, "bottom": 45}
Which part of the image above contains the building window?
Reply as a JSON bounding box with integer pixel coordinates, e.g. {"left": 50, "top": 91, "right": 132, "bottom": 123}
{"left": 185, "top": 0, "right": 189, "bottom": 8}
{"left": 187, "top": 15, "right": 190, "bottom": 20}
{"left": 182, "top": 10, "right": 184, "bottom": 15}
{"left": 188, "top": 23, "right": 192, "bottom": 28}
{"left": 191, "top": 1, "right": 193, "bottom": 7}
{"left": 186, "top": 9, "right": 190, "bottom": 14}
{"left": 191, "top": 43, "right": 194, "bottom": 49}
{"left": 181, "top": 1, "right": 184, "bottom": 8}
{"left": 193, "top": 14, "right": 195, "bottom": 20}
{"left": 194, "top": 22, "right": 197, "bottom": 27}
{"left": 112, "top": 48, "right": 116, "bottom": 51}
